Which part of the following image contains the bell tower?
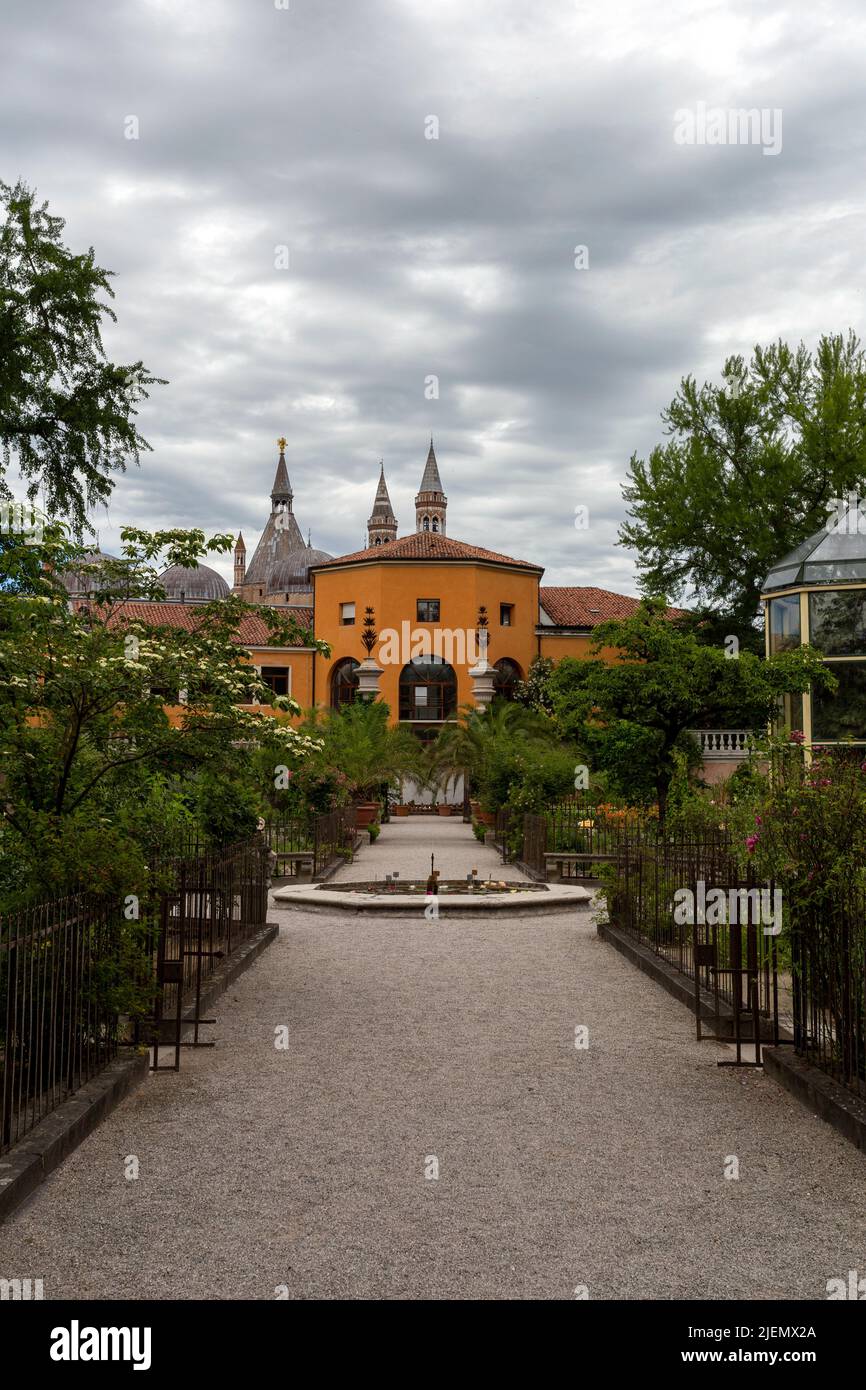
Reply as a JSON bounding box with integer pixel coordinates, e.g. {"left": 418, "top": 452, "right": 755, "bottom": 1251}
{"left": 367, "top": 462, "right": 398, "bottom": 546}
{"left": 415, "top": 439, "right": 446, "bottom": 535}
{"left": 233, "top": 532, "right": 246, "bottom": 588}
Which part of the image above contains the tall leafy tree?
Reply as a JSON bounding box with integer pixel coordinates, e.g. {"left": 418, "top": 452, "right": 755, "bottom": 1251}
{"left": 0, "top": 528, "right": 328, "bottom": 903}
{"left": 620, "top": 333, "right": 866, "bottom": 639}
{"left": 549, "top": 600, "right": 832, "bottom": 822}
{"left": 0, "top": 180, "right": 164, "bottom": 531}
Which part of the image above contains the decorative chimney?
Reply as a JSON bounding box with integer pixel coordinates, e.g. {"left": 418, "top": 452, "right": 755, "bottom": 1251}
{"left": 415, "top": 439, "right": 447, "bottom": 535}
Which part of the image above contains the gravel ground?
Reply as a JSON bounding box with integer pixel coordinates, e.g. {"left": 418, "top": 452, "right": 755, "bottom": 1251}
{"left": 329, "top": 815, "right": 529, "bottom": 883}
{"left": 1, "top": 821, "right": 865, "bottom": 1300}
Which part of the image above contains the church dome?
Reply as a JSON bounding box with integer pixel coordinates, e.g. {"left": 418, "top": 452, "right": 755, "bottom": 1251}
{"left": 268, "top": 545, "right": 333, "bottom": 591}
{"left": 59, "top": 550, "right": 120, "bottom": 596}
{"left": 159, "top": 563, "right": 230, "bottom": 602}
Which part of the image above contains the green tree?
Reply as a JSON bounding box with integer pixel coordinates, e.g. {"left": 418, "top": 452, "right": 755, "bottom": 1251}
{"left": 301, "top": 700, "right": 421, "bottom": 803}
{"left": 548, "top": 599, "right": 833, "bottom": 822}
{"left": 431, "top": 698, "right": 571, "bottom": 812}
{"left": 514, "top": 655, "right": 555, "bottom": 714}
{"left": 0, "top": 527, "right": 327, "bottom": 904}
{"left": 0, "top": 180, "right": 165, "bottom": 531}
{"left": 620, "top": 332, "right": 866, "bottom": 640}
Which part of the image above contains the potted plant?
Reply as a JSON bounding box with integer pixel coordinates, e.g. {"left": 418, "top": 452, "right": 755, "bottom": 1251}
{"left": 437, "top": 803, "right": 452, "bottom": 817}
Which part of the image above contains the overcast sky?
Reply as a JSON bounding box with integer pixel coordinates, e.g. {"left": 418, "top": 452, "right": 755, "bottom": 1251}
{"left": 3, "top": 0, "right": 865, "bottom": 591}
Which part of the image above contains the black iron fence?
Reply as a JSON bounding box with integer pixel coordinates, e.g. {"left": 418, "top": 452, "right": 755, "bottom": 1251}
{"left": 261, "top": 814, "right": 314, "bottom": 877}
{"left": 261, "top": 806, "right": 357, "bottom": 879}
{"left": 312, "top": 807, "right": 357, "bottom": 877}
{"left": 521, "top": 813, "right": 548, "bottom": 880}
{"left": 493, "top": 807, "right": 514, "bottom": 861}
{"left": 1, "top": 894, "right": 120, "bottom": 1154}
{"left": 546, "top": 796, "right": 629, "bottom": 860}
{"left": 790, "top": 890, "right": 866, "bottom": 1099}
{"left": 1, "top": 833, "right": 273, "bottom": 1153}
{"left": 612, "top": 826, "right": 743, "bottom": 980}
{"left": 610, "top": 826, "right": 781, "bottom": 1052}
{"left": 507, "top": 797, "right": 652, "bottom": 879}
{"left": 138, "top": 836, "right": 271, "bottom": 1069}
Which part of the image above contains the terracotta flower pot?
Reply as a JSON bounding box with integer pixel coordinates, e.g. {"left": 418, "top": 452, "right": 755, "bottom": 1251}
{"left": 354, "top": 802, "right": 379, "bottom": 827}
{"left": 437, "top": 804, "right": 452, "bottom": 817}
{"left": 477, "top": 810, "right": 496, "bottom": 827}
{"left": 393, "top": 804, "right": 410, "bottom": 816}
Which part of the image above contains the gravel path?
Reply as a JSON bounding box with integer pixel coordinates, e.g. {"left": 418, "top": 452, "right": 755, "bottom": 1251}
{"left": 329, "top": 815, "right": 529, "bottom": 883}
{"left": 2, "top": 820, "right": 865, "bottom": 1300}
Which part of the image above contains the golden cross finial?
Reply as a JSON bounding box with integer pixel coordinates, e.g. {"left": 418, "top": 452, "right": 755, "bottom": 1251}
{"left": 277, "top": 436, "right": 287, "bottom": 451}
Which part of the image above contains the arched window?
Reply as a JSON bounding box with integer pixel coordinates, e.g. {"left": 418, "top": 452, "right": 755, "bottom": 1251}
{"left": 330, "top": 657, "right": 360, "bottom": 708}
{"left": 422, "top": 516, "right": 430, "bottom": 531}
{"left": 431, "top": 517, "right": 439, "bottom": 532}
{"left": 399, "top": 657, "right": 457, "bottom": 722}
{"left": 494, "top": 657, "right": 523, "bottom": 701}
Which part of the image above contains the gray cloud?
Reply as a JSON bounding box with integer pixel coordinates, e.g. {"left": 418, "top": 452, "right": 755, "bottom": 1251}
{"left": 3, "top": 0, "right": 865, "bottom": 592}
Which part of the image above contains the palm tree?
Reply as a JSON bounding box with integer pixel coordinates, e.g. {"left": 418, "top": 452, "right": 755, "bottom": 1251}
{"left": 302, "top": 700, "right": 421, "bottom": 803}
{"left": 430, "top": 698, "right": 558, "bottom": 811}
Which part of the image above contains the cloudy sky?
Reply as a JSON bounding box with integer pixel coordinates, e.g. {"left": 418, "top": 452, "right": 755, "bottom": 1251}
{"left": 3, "top": 0, "right": 864, "bottom": 591}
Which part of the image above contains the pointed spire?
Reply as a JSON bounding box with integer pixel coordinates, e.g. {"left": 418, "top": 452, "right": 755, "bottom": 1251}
{"left": 415, "top": 438, "right": 447, "bottom": 534}
{"left": 367, "top": 459, "right": 398, "bottom": 545}
{"left": 373, "top": 461, "right": 394, "bottom": 511}
{"left": 419, "top": 438, "right": 443, "bottom": 495}
{"left": 235, "top": 531, "right": 245, "bottom": 551}
{"left": 271, "top": 437, "right": 292, "bottom": 506}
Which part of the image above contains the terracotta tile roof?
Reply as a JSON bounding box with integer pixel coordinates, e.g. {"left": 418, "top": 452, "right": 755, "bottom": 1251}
{"left": 539, "top": 587, "right": 685, "bottom": 628}
{"left": 72, "top": 601, "right": 315, "bottom": 648}
{"left": 311, "top": 531, "right": 543, "bottom": 572}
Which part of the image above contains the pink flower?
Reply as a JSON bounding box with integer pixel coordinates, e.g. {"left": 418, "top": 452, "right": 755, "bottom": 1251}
{"left": 789, "top": 730, "right": 805, "bottom": 744}
{"left": 746, "top": 833, "right": 759, "bottom": 854}
{"left": 754, "top": 813, "right": 762, "bottom": 826}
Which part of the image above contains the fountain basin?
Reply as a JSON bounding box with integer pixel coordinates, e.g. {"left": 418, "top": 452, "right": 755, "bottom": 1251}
{"left": 271, "top": 880, "right": 593, "bottom": 916}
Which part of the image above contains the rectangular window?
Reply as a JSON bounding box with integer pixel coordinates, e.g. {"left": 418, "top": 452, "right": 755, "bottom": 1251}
{"left": 416, "top": 598, "right": 440, "bottom": 622}
{"left": 500, "top": 603, "right": 514, "bottom": 626}
{"left": 340, "top": 602, "right": 356, "bottom": 625}
{"left": 772, "top": 690, "right": 804, "bottom": 738}
{"left": 812, "top": 661, "right": 866, "bottom": 741}
{"left": 768, "top": 594, "right": 800, "bottom": 654}
{"left": 808, "top": 590, "right": 866, "bottom": 656}
{"left": 261, "top": 666, "right": 291, "bottom": 696}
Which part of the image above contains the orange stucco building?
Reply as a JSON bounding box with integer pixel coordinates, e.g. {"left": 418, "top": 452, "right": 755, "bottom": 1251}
{"left": 69, "top": 440, "right": 657, "bottom": 731}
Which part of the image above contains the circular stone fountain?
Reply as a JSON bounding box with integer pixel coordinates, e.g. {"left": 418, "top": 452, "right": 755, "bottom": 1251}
{"left": 272, "top": 878, "right": 592, "bottom": 916}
